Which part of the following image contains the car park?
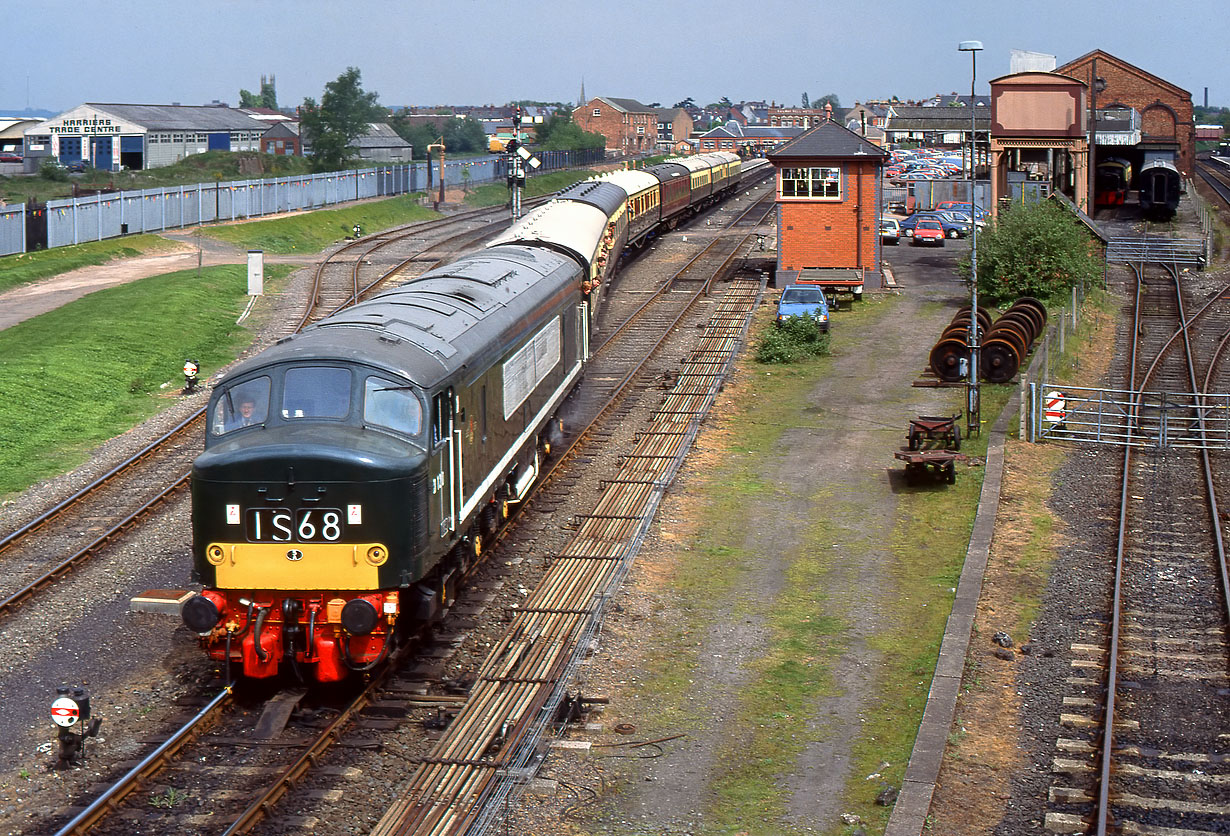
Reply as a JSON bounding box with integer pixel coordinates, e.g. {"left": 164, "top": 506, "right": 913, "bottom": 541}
{"left": 880, "top": 218, "right": 901, "bottom": 245}
{"left": 935, "top": 200, "right": 989, "bottom": 220}
{"left": 910, "top": 219, "right": 946, "bottom": 246}
{"left": 776, "top": 284, "right": 830, "bottom": 332}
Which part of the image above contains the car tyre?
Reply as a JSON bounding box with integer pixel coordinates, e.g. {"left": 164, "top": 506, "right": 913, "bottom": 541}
{"left": 947, "top": 229, "right": 959, "bottom": 239}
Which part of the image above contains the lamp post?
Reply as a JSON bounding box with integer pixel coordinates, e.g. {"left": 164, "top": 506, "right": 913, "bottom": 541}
{"left": 959, "top": 39, "right": 983, "bottom": 437}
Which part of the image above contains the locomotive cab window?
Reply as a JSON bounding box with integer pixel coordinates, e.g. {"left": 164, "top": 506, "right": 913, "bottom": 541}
{"left": 211, "top": 376, "right": 271, "bottom": 435}
{"left": 363, "top": 376, "right": 424, "bottom": 436}
{"left": 282, "top": 366, "right": 352, "bottom": 419}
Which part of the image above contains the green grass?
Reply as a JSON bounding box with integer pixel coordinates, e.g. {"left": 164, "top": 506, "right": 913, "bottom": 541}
{"left": 0, "top": 235, "right": 179, "bottom": 293}
{"left": 0, "top": 263, "right": 291, "bottom": 497}
{"left": 201, "top": 194, "right": 438, "bottom": 254}
{"left": 462, "top": 169, "right": 598, "bottom": 208}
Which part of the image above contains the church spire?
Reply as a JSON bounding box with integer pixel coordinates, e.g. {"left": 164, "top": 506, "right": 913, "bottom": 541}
{"left": 579, "top": 77, "right": 586, "bottom": 107}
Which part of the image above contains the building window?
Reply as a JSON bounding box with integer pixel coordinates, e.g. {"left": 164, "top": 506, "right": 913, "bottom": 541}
{"left": 637, "top": 125, "right": 644, "bottom": 135}
{"left": 173, "top": 133, "right": 184, "bottom": 143}
{"left": 780, "top": 166, "right": 842, "bottom": 199}
{"left": 592, "top": 108, "right": 601, "bottom": 117}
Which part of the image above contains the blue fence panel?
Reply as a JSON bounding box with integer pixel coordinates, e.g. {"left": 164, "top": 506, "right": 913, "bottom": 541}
{"left": 0, "top": 205, "right": 24, "bottom": 255}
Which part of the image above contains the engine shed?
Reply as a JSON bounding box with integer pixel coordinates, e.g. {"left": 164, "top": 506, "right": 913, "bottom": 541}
{"left": 766, "top": 120, "right": 889, "bottom": 296}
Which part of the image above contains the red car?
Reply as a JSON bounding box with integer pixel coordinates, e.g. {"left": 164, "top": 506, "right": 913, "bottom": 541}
{"left": 0, "top": 153, "right": 21, "bottom": 163}
{"left": 911, "top": 219, "right": 946, "bottom": 246}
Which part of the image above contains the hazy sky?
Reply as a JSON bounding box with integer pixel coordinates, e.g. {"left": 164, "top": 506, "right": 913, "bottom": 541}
{"left": 3, "top": 0, "right": 1227, "bottom": 114}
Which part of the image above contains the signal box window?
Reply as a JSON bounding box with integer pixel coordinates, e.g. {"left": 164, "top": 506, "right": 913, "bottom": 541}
{"left": 364, "top": 376, "right": 424, "bottom": 436}
{"left": 211, "top": 376, "right": 271, "bottom": 435}
{"left": 780, "top": 166, "right": 842, "bottom": 200}
{"left": 282, "top": 367, "right": 351, "bottom": 419}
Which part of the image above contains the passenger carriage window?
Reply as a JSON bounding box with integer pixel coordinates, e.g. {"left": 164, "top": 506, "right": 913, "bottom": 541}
{"left": 363, "top": 376, "right": 423, "bottom": 436}
{"left": 211, "top": 376, "right": 271, "bottom": 435}
{"left": 282, "top": 367, "right": 352, "bottom": 419}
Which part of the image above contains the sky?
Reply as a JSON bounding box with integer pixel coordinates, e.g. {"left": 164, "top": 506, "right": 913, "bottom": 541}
{"left": 3, "top": 0, "right": 1228, "bottom": 115}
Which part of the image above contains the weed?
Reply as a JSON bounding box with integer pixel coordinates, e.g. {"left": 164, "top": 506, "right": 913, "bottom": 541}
{"left": 149, "top": 787, "right": 189, "bottom": 808}
{"left": 18, "top": 768, "right": 29, "bottom": 780}
{"left": 755, "top": 315, "right": 831, "bottom": 364}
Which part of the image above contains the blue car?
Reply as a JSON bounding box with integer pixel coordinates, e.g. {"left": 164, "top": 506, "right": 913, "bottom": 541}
{"left": 776, "top": 284, "right": 830, "bottom": 333}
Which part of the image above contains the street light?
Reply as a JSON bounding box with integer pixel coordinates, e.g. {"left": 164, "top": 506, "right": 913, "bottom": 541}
{"left": 959, "top": 39, "right": 983, "bottom": 437}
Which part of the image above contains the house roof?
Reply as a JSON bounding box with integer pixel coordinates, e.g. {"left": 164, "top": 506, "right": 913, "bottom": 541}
{"left": 885, "top": 106, "right": 991, "bottom": 132}
{"left": 766, "top": 120, "right": 889, "bottom": 160}
{"left": 698, "top": 122, "right": 805, "bottom": 141}
{"left": 351, "top": 123, "right": 411, "bottom": 149}
{"left": 595, "top": 97, "right": 655, "bottom": 114}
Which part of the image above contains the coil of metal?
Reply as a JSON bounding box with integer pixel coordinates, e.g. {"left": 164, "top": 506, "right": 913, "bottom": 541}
{"left": 980, "top": 297, "right": 1047, "bottom": 383}
{"left": 928, "top": 306, "right": 991, "bottom": 381}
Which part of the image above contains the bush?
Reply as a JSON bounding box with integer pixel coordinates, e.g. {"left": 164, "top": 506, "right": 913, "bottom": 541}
{"left": 965, "top": 199, "right": 1103, "bottom": 307}
{"left": 755, "top": 315, "right": 831, "bottom": 364}
{"left": 40, "top": 161, "right": 69, "bottom": 182}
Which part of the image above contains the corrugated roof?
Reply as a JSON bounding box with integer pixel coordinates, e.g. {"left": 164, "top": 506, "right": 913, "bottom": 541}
{"left": 84, "top": 103, "right": 267, "bottom": 131}
{"left": 766, "top": 121, "right": 888, "bottom": 160}
{"left": 351, "top": 123, "right": 411, "bottom": 149}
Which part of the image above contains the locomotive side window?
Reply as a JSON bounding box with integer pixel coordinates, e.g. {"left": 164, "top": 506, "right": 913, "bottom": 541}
{"left": 363, "top": 376, "right": 423, "bottom": 436}
{"left": 211, "top": 376, "right": 271, "bottom": 435}
{"left": 282, "top": 367, "right": 351, "bottom": 419}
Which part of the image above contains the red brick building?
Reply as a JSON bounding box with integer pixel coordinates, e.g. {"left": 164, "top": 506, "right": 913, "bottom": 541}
{"left": 767, "top": 121, "right": 889, "bottom": 296}
{"left": 572, "top": 97, "right": 658, "bottom": 155}
{"left": 1057, "top": 49, "right": 1195, "bottom": 175}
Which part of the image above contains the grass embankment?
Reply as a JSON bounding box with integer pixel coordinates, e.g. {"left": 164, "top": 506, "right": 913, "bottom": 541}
{"left": 606, "top": 295, "right": 1017, "bottom": 835}
{"left": 0, "top": 235, "right": 180, "bottom": 294}
{"left": 0, "top": 263, "right": 291, "bottom": 498}
{"left": 462, "top": 169, "right": 598, "bottom": 208}
{"left": 202, "top": 193, "right": 438, "bottom": 254}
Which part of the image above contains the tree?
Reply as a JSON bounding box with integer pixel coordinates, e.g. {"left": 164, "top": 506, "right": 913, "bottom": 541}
{"left": 299, "top": 67, "right": 386, "bottom": 171}
{"left": 238, "top": 76, "right": 278, "bottom": 110}
{"left": 801, "top": 92, "right": 810, "bottom": 109}
{"left": 674, "top": 97, "right": 696, "bottom": 110}
{"left": 535, "top": 113, "right": 604, "bottom": 151}
{"left": 967, "top": 200, "right": 1104, "bottom": 305}
{"left": 815, "top": 93, "right": 841, "bottom": 110}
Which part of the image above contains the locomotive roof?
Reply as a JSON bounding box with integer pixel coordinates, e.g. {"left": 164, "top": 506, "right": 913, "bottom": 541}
{"left": 219, "top": 245, "right": 580, "bottom": 390}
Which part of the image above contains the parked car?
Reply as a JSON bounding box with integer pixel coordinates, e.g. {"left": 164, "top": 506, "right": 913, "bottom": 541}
{"left": 935, "top": 201, "right": 989, "bottom": 220}
{"left": 880, "top": 218, "right": 901, "bottom": 245}
{"left": 899, "top": 212, "right": 968, "bottom": 239}
{"left": 0, "top": 153, "right": 21, "bottom": 163}
{"left": 910, "top": 219, "right": 946, "bottom": 246}
{"left": 776, "top": 284, "right": 830, "bottom": 332}
{"left": 64, "top": 159, "right": 88, "bottom": 173}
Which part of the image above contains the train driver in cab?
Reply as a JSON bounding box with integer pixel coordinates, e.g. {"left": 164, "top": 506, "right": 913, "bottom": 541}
{"left": 211, "top": 379, "right": 270, "bottom": 435}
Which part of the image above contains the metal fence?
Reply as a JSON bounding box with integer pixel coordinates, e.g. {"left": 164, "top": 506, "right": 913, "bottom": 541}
{"left": 0, "top": 205, "right": 22, "bottom": 256}
{"left": 3, "top": 146, "right": 605, "bottom": 256}
{"left": 1029, "top": 384, "right": 1230, "bottom": 450}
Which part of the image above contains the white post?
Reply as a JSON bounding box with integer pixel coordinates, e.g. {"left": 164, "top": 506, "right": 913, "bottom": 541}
{"left": 247, "top": 250, "right": 264, "bottom": 296}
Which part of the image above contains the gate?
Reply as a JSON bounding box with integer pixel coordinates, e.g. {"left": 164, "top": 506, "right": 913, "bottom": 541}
{"left": 1030, "top": 383, "right": 1230, "bottom": 450}
{"left": 25, "top": 201, "right": 47, "bottom": 251}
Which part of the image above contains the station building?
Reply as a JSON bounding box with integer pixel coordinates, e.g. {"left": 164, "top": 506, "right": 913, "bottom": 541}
{"left": 24, "top": 103, "right": 268, "bottom": 171}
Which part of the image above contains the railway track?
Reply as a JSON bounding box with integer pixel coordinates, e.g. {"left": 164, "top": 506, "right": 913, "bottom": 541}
{"left": 1194, "top": 156, "right": 1230, "bottom": 211}
{"left": 1044, "top": 264, "right": 1230, "bottom": 834}
{"left": 38, "top": 180, "right": 776, "bottom": 836}
{"left": 0, "top": 205, "right": 528, "bottom": 630}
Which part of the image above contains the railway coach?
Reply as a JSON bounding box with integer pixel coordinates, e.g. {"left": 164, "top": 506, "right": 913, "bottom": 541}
{"left": 180, "top": 150, "right": 749, "bottom": 681}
